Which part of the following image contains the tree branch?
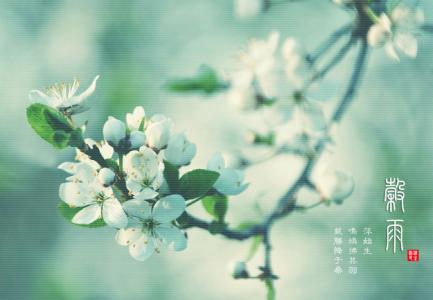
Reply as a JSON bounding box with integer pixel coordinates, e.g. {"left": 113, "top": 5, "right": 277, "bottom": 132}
{"left": 183, "top": 39, "right": 369, "bottom": 243}
{"left": 306, "top": 24, "right": 352, "bottom": 65}
{"left": 311, "top": 35, "right": 355, "bottom": 82}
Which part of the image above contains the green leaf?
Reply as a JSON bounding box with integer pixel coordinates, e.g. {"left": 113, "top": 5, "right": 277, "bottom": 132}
{"left": 252, "top": 132, "right": 275, "bottom": 146}
{"left": 26, "top": 103, "right": 76, "bottom": 149}
{"left": 246, "top": 235, "right": 263, "bottom": 261}
{"left": 165, "top": 65, "right": 227, "bottom": 94}
{"left": 163, "top": 160, "right": 179, "bottom": 193}
{"left": 237, "top": 221, "right": 259, "bottom": 231}
{"left": 58, "top": 202, "right": 106, "bottom": 228}
{"left": 202, "top": 194, "right": 228, "bottom": 222}
{"left": 178, "top": 169, "right": 219, "bottom": 199}
{"left": 105, "top": 158, "right": 120, "bottom": 173}
{"left": 208, "top": 221, "right": 227, "bottom": 235}
{"left": 265, "top": 279, "right": 275, "bottom": 300}
{"left": 68, "top": 128, "right": 85, "bottom": 148}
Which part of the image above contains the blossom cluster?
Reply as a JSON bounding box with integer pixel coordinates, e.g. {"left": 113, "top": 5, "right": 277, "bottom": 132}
{"left": 27, "top": 76, "right": 249, "bottom": 261}
{"left": 332, "top": 1, "right": 424, "bottom": 61}
{"left": 225, "top": 32, "right": 354, "bottom": 204}
{"left": 367, "top": 3, "right": 424, "bottom": 61}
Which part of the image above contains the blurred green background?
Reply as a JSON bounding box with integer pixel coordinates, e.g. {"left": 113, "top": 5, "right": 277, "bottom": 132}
{"left": 1, "top": 0, "right": 433, "bottom": 299}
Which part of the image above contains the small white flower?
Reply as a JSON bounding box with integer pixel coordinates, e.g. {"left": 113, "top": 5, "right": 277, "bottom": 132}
{"left": 229, "top": 261, "right": 249, "bottom": 278}
{"left": 59, "top": 163, "right": 127, "bottom": 228}
{"left": 207, "top": 153, "right": 249, "bottom": 195}
{"left": 98, "top": 168, "right": 116, "bottom": 186}
{"left": 116, "top": 195, "right": 187, "bottom": 261}
{"left": 264, "top": 89, "right": 329, "bottom": 134}
{"left": 29, "top": 75, "right": 99, "bottom": 115}
{"left": 145, "top": 114, "right": 173, "bottom": 150}
{"left": 281, "top": 37, "right": 309, "bottom": 89}
{"left": 164, "top": 133, "right": 197, "bottom": 166}
{"left": 124, "top": 146, "right": 164, "bottom": 200}
{"left": 226, "top": 71, "right": 257, "bottom": 111}
{"left": 240, "top": 32, "right": 280, "bottom": 80}
{"left": 234, "top": 0, "right": 262, "bottom": 19}
{"left": 314, "top": 169, "right": 354, "bottom": 203}
{"left": 127, "top": 106, "right": 146, "bottom": 131}
{"left": 103, "top": 116, "right": 127, "bottom": 147}
{"left": 367, "top": 5, "right": 424, "bottom": 60}
{"left": 129, "top": 131, "right": 146, "bottom": 149}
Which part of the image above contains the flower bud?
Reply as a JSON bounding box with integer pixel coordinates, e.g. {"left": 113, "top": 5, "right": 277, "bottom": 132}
{"left": 145, "top": 116, "right": 172, "bottom": 150}
{"left": 367, "top": 14, "right": 392, "bottom": 48}
{"left": 103, "top": 116, "right": 126, "bottom": 146}
{"left": 229, "top": 261, "right": 249, "bottom": 279}
{"left": 129, "top": 131, "right": 146, "bottom": 149}
{"left": 126, "top": 106, "right": 145, "bottom": 131}
{"left": 98, "top": 168, "right": 116, "bottom": 186}
{"left": 207, "top": 153, "right": 249, "bottom": 196}
{"left": 164, "top": 133, "right": 196, "bottom": 166}
{"left": 316, "top": 170, "right": 354, "bottom": 204}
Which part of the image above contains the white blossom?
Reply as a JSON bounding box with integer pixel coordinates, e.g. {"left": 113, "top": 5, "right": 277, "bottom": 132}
{"left": 314, "top": 169, "right": 354, "bottom": 203}
{"left": 29, "top": 75, "right": 99, "bottom": 115}
{"left": 229, "top": 261, "right": 249, "bottom": 278}
{"left": 116, "top": 195, "right": 187, "bottom": 261}
{"left": 240, "top": 32, "right": 280, "bottom": 96}
{"left": 145, "top": 114, "right": 173, "bottom": 150}
{"left": 103, "top": 116, "right": 127, "bottom": 147}
{"left": 98, "top": 168, "right": 116, "bottom": 186}
{"left": 129, "top": 131, "right": 146, "bottom": 149}
{"left": 368, "top": 5, "right": 424, "bottom": 60}
{"left": 234, "top": 0, "right": 262, "bottom": 19}
{"left": 124, "top": 146, "right": 164, "bottom": 200}
{"left": 226, "top": 71, "right": 257, "bottom": 111}
{"left": 164, "top": 132, "right": 197, "bottom": 166}
{"left": 227, "top": 32, "right": 282, "bottom": 111}
{"left": 281, "top": 37, "right": 309, "bottom": 89}
{"left": 127, "top": 106, "right": 146, "bottom": 131}
{"left": 59, "top": 163, "right": 127, "bottom": 228}
{"left": 207, "top": 153, "right": 249, "bottom": 195}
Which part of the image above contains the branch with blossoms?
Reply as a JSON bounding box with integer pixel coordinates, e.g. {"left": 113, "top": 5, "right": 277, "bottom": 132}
{"left": 165, "top": 0, "right": 426, "bottom": 298}
{"left": 26, "top": 1, "right": 427, "bottom": 299}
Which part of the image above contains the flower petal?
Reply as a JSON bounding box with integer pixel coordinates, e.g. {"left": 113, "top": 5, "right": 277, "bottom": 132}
{"left": 126, "top": 106, "right": 146, "bottom": 131}
{"left": 116, "top": 227, "right": 142, "bottom": 246}
{"left": 75, "top": 75, "right": 100, "bottom": 103}
{"left": 28, "top": 89, "right": 57, "bottom": 107}
{"left": 129, "top": 236, "right": 155, "bottom": 261}
{"left": 207, "top": 153, "right": 225, "bottom": 171}
{"left": 71, "top": 204, "right": 101, "bottom": 224}
{"left": 134, "top": 188, "right": 159, "bottom": 201}
{"left": 214, "top": 168, "right": 249, "bottom": 196}
{"left": 156, "top": 225, "right": 187, "bottom": 251}
{"left": 102, "top": 197, "right": 128, "bottom": 228}
{"left": 385, "top": 42, "right": 400, "bottom": 61}
{"left": 123, "top": 199, "right": 152, "bottom": 219}
{"left": 58, "top": 162, "right": 79, "bottom": 174}
{"left": 395, "top": 32, "right": 417, "bottom": 58}
{"left": 152, "top": 194, "right": 186, "bottom": 223}
{"left": 59, "top": 182, "right": 92, "bottom": 207}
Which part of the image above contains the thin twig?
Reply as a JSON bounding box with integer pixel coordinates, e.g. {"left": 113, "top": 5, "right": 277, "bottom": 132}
{"left": 310, "top": 36, "right": 355, "bottom": 82}
{"left": 421, "top": 24, "right": 433, "bottom": 33}
{"left": 332, "top": 39, "right": 369, "bottom": 122}
{"left": 306, "top": 24, "right": 352, "bottom": 65}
